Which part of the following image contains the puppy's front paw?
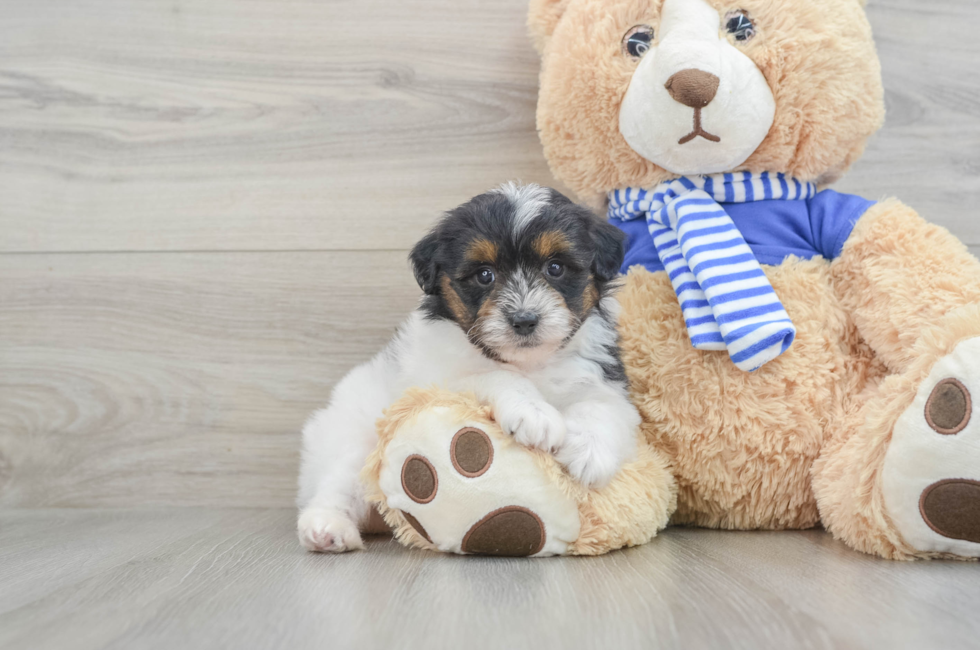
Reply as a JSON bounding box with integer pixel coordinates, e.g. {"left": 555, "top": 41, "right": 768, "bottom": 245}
{"left": 297, "top": 507, "right": 364, "bottom": 553}
{"left": 496, "top": 399, "right": 566, "bottom": 451}
{"left": 556, "top": 417, "right": 624, "bottom": 488}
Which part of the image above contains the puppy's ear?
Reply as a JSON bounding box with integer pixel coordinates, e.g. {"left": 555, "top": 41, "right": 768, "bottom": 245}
{"left": 409, "top": 230, "right": 441, "bottom": 294}
{"left": 590, "top": 219, "right": 626, "bottom": 282}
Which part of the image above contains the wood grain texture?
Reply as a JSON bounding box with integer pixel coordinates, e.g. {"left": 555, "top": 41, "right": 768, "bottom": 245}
{"left": 0, "top": 252, "right": 418, "bottom": 507}
{"left": 836, "top": 0, "right": 980, "bottom": 243}
{"left": 0, "top": 0, "right": 559, "bottom": 253}
{"left": 0, "top": 0, "right": 977, "bottom": 253}
{"left": 2, "top": 509, "right": 980, "bottom": 650}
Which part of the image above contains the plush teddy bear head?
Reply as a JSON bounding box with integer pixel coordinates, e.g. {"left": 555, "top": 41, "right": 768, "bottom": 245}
{"left": 529, "top": 0, "right": 885, "bottom": 205}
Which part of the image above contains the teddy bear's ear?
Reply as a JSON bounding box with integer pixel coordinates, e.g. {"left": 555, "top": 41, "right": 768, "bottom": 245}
{"left": 527, "top": 0, "right": 571, "bottom": 53}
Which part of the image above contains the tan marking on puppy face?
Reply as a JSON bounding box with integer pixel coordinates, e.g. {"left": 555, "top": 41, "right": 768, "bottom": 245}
{"left": 533, "top": 231, "right": 573, "bottom": 259}
{"left": 537, "top": 280, "right": 577, "bottom": 332}
{"left": 441, "top": 275, "right": 474, "bottom": 327}
{"left": 477, "top": 294, "right": 497, "bottom": 321}
{"left": 465, "top": 239, "right": 499, "bottom": 264}
{"left": 474, "top": 289, "right": 501, "bottom": 340}
{"left": 582, "top": 280, "right": 599, "bottom": 314}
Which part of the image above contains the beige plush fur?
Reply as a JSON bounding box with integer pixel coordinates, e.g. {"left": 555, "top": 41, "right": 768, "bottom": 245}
{"left": 616, "top": 201, "right": 980, "bottom": 557}
{"left": 812, "top": 204, "right": 980, "bottom": 559}
{"left": 617, "top": 257, "right": 883, "bottom": 531}
{"left": 529, "top": 0, "right": 884, "bottom": 208}
{"left": 362, "top": 387, "right": 677, "bottom": 555}
{"left": 529, "top": 0, "right": 980, "bottom": 558}
{"left": 812, "top": 303, "right": 980, "bottom": 560}
{"left": 830, "top": 200, "right": 980, "bottom": 373}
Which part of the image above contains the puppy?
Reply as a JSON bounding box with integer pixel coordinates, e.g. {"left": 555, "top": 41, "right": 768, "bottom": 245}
{"left": 297, "top": 183, "right": 641, "bottom": 552}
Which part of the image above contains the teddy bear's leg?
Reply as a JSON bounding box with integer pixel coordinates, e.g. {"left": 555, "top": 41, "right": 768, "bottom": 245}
{"left": 366, "top": 389, "right": 583, "bottom": 556}
{"left": 364, "top": 388, "right": 675, "bottom": 556}
{"left": 814, "top": 200, "right": 980, "bottom": 558}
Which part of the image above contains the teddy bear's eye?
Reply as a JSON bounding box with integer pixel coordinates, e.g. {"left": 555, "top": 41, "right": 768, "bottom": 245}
{"left": 725, "top": 10, "right": 756, "bottom": 42}
{"left": 622, "top": 25, "right": 655, "bottom": 59}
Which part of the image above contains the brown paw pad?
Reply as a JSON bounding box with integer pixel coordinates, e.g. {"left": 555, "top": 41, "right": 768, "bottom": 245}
{"left": 399, "top": 510, "right": 432, "bottom": 543}
{"left": 461, "top": 506, "right": 545, "bottom": 557}
{"left": 401, "top": 455, "right": 438, "bottom": 504}
{"left": 919, "top": 479, "right": 980, "bottom": 544}
{"left": 451, "top": 427, "right": 493, "bottom": 477}
{"left": 925, "top": 378, "right": 972, "bottom": 435}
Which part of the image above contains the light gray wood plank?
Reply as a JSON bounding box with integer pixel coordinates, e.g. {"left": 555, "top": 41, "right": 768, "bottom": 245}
{"left": 2, "top": 509, "right": 980, "bottom": 650}
{"left": 669, "top": 527, "right": 980, "bottom": 650}
{"left": 0, "top": 509, "right": 243, "bottom": 614}
{"left": 0, "top": 251, "right": 419, "bottom": 507}
{"left": 1, "top": 0, "right": 978, "bottom": 253}
{"left": 837, "top": 0, "right": 980, "bottom": 244}
{"left": 0, "top": 0, "right": 561, "bottom": 254}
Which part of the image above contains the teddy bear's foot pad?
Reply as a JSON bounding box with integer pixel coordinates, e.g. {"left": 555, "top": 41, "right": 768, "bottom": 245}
{"left": 919, "top": 479, "right": 980, "bottom": 544}
{"left": 460, "top": 506, "right": 546, "bottom": 556}
{"left": 883, "top": 337, "right": 980, "bottom": 556}
{"left": 378, "top": 406, "right": 580, "bottom": 556}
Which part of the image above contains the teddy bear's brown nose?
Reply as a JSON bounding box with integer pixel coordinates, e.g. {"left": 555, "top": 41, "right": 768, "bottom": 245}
{"left": 665, "top": 69, "right": 720, "bottom": 109}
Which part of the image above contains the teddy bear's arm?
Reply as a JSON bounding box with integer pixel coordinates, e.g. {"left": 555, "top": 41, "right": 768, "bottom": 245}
{"left": 830, "top": 199, "right": 980, "bottom": 372}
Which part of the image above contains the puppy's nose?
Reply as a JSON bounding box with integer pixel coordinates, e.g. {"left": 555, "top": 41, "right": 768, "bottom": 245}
{"left": 665, "top": 69, "right": 720, "bottom": 108}
{"left": 510, "top": 312, "right": 539, "bottom": 336}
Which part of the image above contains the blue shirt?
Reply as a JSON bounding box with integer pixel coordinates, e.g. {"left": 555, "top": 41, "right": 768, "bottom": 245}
{"left": 610, "top": 189, "right": 876, "bottom": 274}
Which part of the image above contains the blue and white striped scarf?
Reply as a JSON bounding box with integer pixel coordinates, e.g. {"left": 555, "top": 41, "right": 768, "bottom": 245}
{"left": 608, "top": 172, "right": 816, "bottom": 372}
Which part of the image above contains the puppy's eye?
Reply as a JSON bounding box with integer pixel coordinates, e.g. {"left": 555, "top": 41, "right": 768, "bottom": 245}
{"left": 545, "top": 261, "right": 565, "bottom": 278}
{"left": 622, "top": 25, "right": 654, "bottom": 59}
{"left": 475, "top": 267, "right": 495, "bottom": 286}
{"left": 725, "top": 10, "right": 755, "bottom": 42}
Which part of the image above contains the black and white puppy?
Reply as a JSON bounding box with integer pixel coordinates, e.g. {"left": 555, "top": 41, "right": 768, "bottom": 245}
{"left": 297, "top": 183, "right": 641, "bottom": 552}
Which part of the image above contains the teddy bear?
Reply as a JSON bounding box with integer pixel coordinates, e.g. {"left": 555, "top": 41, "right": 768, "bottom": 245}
{"left": 365, "top": 0, "right": 980, "bottom": 560}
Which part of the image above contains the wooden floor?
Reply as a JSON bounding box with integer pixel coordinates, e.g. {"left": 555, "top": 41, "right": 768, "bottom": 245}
{"left": 2, "top": 0, "right": 980, "bottom": 647}
{"left": 2, "top": 509, "right": 979, "bottom": 650}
